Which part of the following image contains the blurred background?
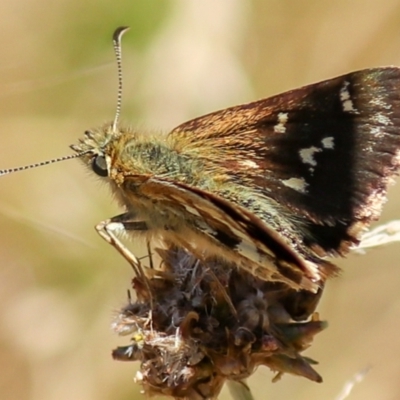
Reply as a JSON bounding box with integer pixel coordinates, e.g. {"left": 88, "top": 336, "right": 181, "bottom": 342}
{"left": 1, "top": 1, "right": 400, "bottom": 399}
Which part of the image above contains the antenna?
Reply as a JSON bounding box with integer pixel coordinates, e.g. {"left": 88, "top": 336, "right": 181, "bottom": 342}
{"left": 111, "top": 26, "right": 130, "bottom": 133}
{"left": 0, "top": 152, "right": 89, "bottom": 176}
{"left": 0, "top": 27, "right": 129, "bottom": 177}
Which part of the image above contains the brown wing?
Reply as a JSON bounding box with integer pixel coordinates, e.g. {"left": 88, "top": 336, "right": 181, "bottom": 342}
{"left": 169, "top": 68, "right": 400, "bottom": 255}
{"left": 127, "top": 175, "right": 335, "bottom": 291}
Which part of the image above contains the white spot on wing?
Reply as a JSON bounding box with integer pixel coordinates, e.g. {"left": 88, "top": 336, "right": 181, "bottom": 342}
{"left": 274, "top": 112, "right": 289, "bottom": 133}
{"left": 281, "top": 177, "right": 308, "bottom": 194}
{"left": 321, "top": 137, "right": 334, "bottom": 149}
{"left": 299, "top": 146, "right": 321, "bottom": 166}
{"left": 340, "top": 81, "right": 357, "bottom": 113}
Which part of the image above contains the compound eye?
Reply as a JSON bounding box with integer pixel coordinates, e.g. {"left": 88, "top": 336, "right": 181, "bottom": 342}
{"left": 92, "top": 155, "right": 108, "bottom": 177}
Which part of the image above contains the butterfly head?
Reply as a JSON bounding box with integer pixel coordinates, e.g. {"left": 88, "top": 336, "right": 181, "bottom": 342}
{"left": 69, "top": 124, "right": 116, "bottom": 178}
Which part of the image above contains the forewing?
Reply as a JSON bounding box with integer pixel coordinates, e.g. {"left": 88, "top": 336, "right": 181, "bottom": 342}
{"left": 170, "top": 68, "right": 400, "bottom": 255}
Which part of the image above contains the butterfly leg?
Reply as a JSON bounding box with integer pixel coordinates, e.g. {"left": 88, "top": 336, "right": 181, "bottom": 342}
{"left": 95, "top": 213, "right": 148, "bottom": 278}
{"left": 95, "top": 213, "right": 153, "bottom": 316}
{"left": 96, "top": 213, "right": 155, "bottom": 311}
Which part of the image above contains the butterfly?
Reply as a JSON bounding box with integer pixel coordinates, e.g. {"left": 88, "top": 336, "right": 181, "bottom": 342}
{"left": 70, "top": 28, "right": 400, "bottom": 294}
{"left": 3, "top": 27, "right": 400, "bottom": 295}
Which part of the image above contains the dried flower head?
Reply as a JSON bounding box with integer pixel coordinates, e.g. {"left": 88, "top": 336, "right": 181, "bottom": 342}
{"left": 112, "top": 245, "right": 326, "bottom": 399}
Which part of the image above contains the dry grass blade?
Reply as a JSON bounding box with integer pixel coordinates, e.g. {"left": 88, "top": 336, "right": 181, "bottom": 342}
{"left": 354, "top": 220, "right": 400, "bottom": 253}
{"left": 334, "top": 367, "right": 370, "bottom": 400}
